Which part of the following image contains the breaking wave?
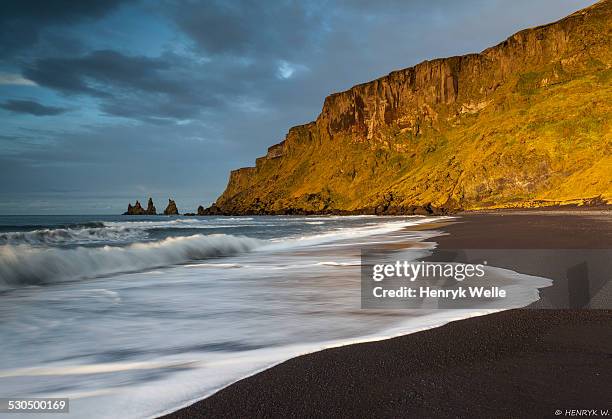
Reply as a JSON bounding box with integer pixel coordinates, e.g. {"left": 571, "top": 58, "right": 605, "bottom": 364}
{"left": 0, "top": 234, "right": 261, "bottom": 289}
{"left": 0, "top": 218, "right": 259, "bottom": 246}
{"left": 0, "top": 226, "right": 145, "bottom": 246}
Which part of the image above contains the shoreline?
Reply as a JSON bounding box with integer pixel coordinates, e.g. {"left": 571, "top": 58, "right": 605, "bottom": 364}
{"left": 162, "top": 211, "right": 612, "bottom": 418}
{"left": 194, "top": 204, "right": 612, "bottom": 217}
{"left": 114, "top": 204, "right": 612, "bottom": 217}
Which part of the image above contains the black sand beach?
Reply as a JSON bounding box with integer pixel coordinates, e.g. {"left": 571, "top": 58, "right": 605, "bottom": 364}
{"left": 164, "top": 211, "right": 612, "bottom": 418}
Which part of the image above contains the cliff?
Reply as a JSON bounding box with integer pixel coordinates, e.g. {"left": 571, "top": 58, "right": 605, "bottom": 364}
{"left": 211, "top": 1, "right": 612, "bottom": 214}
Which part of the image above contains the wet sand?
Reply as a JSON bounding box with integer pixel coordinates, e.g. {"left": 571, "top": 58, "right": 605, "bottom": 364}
{"left": 163, "top": 210, "right": 612, "bottom": 418}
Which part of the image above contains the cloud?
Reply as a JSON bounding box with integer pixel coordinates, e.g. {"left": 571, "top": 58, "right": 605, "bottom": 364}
{"left": 0, "top": 0, "right": 127, "bottom": 58}
{"left": 23, "top": 50, "right": 175, "bottom": 95}
{"left": 0, "top": 99, "right": 69, "bottom": 116}
{"left": 168, "top": 0, "right": 325, "bottom": 57}
{"left": 22, "top": 50, "right": 216, "bottom": 121}
{"left": 0, "top": 73, "right": 37, "bottom": 86}
{"left": 22, "top": 47, "right": 289, "bottom": 122}
{"left": 276, "top": 61, "right": 309, "bottom": 80}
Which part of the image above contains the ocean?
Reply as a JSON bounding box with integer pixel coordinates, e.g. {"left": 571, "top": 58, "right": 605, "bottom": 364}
{"left": 0, "top": 215, "right": 550, "bottom": 418}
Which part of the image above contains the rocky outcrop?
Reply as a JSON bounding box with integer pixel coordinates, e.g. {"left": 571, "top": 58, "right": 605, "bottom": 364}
{"left": 146, "top": 198, "right": 157, "bottom": 215}
{"left": 124, "top": 200, "right": 146, "bottom": 215}
{"left": 124, "top": 198, "right": 157, "bottom": 215}
{"left": 164, "top": 199, "right": 179, "bottom": 215}
{"left": 183, "top": 205, "right": 206, "bottom": 216}
{"left": 208, "top": 1, "right": 612, "bottom": 215}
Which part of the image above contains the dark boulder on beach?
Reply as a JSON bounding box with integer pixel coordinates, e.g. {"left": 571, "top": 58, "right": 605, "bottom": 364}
{"left": 164, "top": 199, "right": 179, "bottom": 215}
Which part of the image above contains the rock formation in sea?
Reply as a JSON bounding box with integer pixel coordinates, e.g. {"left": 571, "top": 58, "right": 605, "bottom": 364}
{"left": 183, "top": 205, "right": 205, "bottom": 216}
{"left": 123, "top": 198, "right": 157, "bottom": 215}
{"left": 205, "top": 1, "right": 611, "bottom": 215}
{"left": 164, "top": 199, "right": 179, "bottom": 215}
{"left": 123, "top": 200, "right": 146, "bottom": 215}
{"left": 145, "top": 197, "right": 157, "bottom": 215}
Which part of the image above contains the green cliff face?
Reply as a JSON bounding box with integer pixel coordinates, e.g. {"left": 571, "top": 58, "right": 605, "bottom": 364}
{"left": 211, "top": 0, "right": 612, "bottom": 215}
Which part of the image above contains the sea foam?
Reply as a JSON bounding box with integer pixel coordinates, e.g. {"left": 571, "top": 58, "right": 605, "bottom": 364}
{"left": 0, "top": 234, "right": 261, "bottom": 289}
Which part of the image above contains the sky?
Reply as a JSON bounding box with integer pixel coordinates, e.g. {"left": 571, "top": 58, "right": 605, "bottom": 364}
{"left": 0, "top": 0, "right": 595, "bottom": 214}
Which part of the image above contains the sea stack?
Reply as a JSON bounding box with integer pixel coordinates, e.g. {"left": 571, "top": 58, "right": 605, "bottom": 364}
{"left": 197, "top": 205, "right": 205, "bottom": 216}
{"left": 123, "top": 200, "right": 146, "bottom": 215}
{"left": 145, "top": 197, "right": 157, "bottom": 215}
{"left": 164, "top": 199, "right": 179, "bottom": 215}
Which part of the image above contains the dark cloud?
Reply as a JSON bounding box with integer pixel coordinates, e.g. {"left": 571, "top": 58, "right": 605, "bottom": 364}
{"left": 1, "top": 0, "right": 126, "bottom": 23}
{"left": 169, "top": 0, "right": 325, "bottom": 57}
{"left": 23, "top": 50, "right": 219, "bottom": 121}
{"left": 0, "top": 99, "right": 69, "bottom": 116}
{"left": 24, "top": 50, "right": 174, "bottom": 96}
{"left": 22, "top": 47, "right": 284, "bottom": 122}
{"left": 0, "top": 0, "right": 127, "bottom": 58}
